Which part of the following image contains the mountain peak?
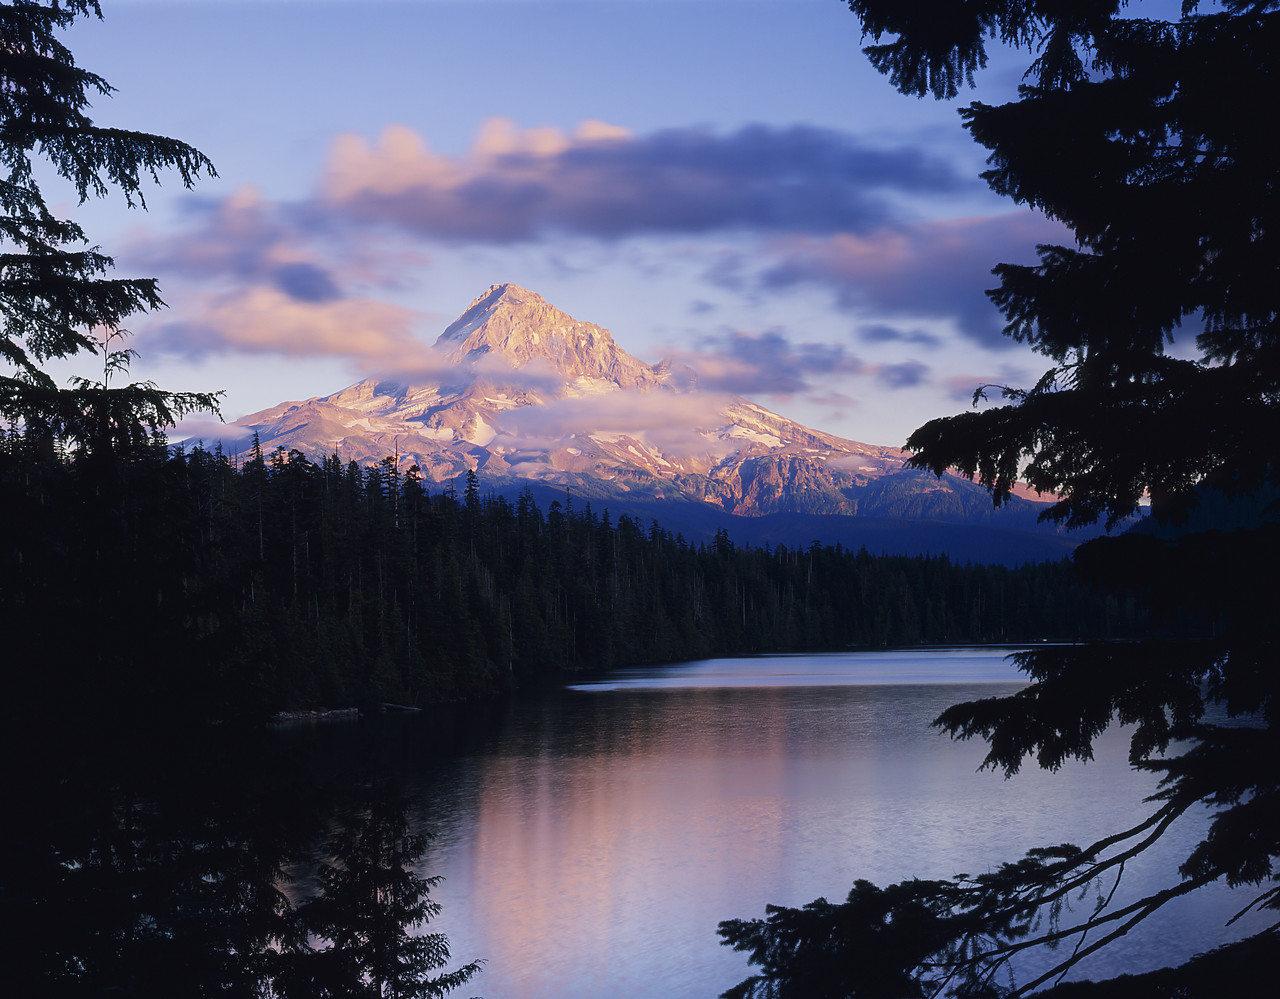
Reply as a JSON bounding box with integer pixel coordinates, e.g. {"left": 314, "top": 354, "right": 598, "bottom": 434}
{"left": 451, "top": 282, "right": 548, "bottom": 325}
{"left": 434, "top": 283, "right": 662, "bottom": 389}
{"left": 482, "top": 282, "right": 544, "bottom": 306}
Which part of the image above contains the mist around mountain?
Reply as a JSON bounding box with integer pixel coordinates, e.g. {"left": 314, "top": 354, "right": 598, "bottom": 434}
{"left": 219, "top": 284, "right": 1093, "bottom": 564}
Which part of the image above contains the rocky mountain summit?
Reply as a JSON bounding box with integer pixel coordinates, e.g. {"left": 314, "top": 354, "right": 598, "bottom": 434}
{"left": 229, "top": 284, "right": 1074, "bottom": 559}
{"left": 437, "top": 283, "right": 665, "bottom": 389}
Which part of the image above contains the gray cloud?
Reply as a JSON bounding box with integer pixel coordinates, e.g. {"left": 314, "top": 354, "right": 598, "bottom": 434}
{"left": 665, "top": 327, "right": 866, "bottom": 396}
{"left": 133, "top": 188, "right": 349, "bottom": 306}
{"left": 272, "top": 261, "right": 342, "bottom": 303}
{"left": 319, "top": 119, "right": 973, "bottom": 244}
{"left": 860, "top": 323, "right": 942, "bottom": 348}
{"left": 876, "top": 360, "right": 930, "bottom": 389}
{"left": 759, "top": 211, "right": 1071, "bottom": 349}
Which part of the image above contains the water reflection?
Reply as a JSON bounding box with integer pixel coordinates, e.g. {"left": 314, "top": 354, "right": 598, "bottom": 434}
{"left": 7, "top": 650, "right": 1262, "bottom": 999}
{"left": 412, "top": 652, "right": 1264, "bottom": 998}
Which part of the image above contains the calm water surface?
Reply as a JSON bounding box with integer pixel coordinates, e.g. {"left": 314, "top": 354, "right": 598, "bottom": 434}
{"left": 393, "top": 647, "right": 1260, "bottom": 998}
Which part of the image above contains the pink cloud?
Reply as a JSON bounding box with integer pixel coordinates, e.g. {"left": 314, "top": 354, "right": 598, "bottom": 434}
{"left": 148, "top": 287, "right": 429, "bottom": 365}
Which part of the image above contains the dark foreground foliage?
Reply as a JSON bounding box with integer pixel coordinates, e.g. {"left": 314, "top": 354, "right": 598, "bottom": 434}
{"left": 3, "top": 721, "right": 481, "bottom": 999}
{"left": 0, "top": 6, "right": 479, "bottom": 997}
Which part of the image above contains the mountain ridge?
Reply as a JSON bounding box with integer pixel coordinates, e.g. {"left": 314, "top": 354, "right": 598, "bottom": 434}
{"left": 221, "top": 284, "right": 1082, "bottom": 561}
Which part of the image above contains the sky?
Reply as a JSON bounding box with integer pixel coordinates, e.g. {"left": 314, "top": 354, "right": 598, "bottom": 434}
{"left": 41, "top": 0, "right": 1070, "bottom": 448}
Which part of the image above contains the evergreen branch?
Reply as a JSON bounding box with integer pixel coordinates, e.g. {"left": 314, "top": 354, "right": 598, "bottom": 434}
{"left": 1007, "top": 874, "right": 1218, "bottom": 995}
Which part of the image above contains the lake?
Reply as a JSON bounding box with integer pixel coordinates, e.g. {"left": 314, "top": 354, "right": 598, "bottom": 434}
{"left": 14, "top": 646, "right": 1262, "bottom": 997}
{"left": 386, "top": 647, "right": 1262, "bottom": 998}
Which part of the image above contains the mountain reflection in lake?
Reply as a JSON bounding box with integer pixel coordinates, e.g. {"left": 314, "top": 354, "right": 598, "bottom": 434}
{"left": 8, "top": 648, "right": 1262, "bottom": 998}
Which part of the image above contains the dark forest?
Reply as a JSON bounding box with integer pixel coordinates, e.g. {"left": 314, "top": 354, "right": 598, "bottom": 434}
{"left": 2, "top": 431, "right": 1148, "bottom": 726}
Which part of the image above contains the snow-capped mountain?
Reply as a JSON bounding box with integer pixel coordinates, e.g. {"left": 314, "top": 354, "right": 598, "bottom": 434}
{"left": 231, "top": 284, "right": 920, "bottom": 511}
{"left": 226, "top": 284, "right": 1072, "bottom": 559}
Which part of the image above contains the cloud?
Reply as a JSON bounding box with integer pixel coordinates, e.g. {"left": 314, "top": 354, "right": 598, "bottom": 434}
{"left": 859, "top": 323, "right": 941, "bottom": 348}
{"left": 145, "top": 288, "right": 598, "bottom": 400}
{"left": 492, "top": 390, "right": 740, "bottom": 457}
{"left": 148, "top": 287, "right": 430, "bottom": 367}
{"left": 134, "top": 187, "right": 348, "bottom": 303}
{"left": 134, "top": 184, "right": 432, "bottom": 298}
{"left": 271, "top": 261, "right": 342, "bottom": 303}
{"left": 656, "top": 324, "right": 942, "bottom": 398}
{"left": 455, "top": 353, "right": 582, "bottom": 395}
{"left": 129, "top": 183, "right": 446, "bottom": 364}
{"left": 876, "top": 360, "right": 930, "bottom": 389}
{"left": 318, "top": 118, "right": 972, "bottom": 243}
{"left": 173, "top": 419, "right": 254, "bottom": 448}
{"left": 149, "top": 284, "right": 667, "bottom": 433}
{"left": 126, "top": 120, "right": 1060, "bottom": 388}
{"left": 665, "top": 327, "right": 866, "bottom": 396}
{"left": 759, "top": 211, "right": 1070, "bottom": 349}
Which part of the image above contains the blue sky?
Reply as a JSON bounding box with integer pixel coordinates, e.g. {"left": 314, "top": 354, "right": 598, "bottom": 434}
{"left": 46, "top": 0, "right": 1064, "bottom": 447}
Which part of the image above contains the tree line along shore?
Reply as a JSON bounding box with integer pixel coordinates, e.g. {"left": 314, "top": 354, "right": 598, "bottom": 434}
{"left": 2, "top": 432, "right": 1156, "bottom": 726}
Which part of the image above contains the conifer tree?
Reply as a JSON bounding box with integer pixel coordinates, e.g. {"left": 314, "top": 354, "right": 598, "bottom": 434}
{"left": 288, "top": 785, "right": 483, "bottom": 999}
{"left": 0, "top": 1, "right": 219, "bottom": 447}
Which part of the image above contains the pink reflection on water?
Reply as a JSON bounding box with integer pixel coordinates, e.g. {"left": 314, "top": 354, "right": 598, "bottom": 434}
{"left": 418, "top": 651, "right": 1263, "bottom": 999}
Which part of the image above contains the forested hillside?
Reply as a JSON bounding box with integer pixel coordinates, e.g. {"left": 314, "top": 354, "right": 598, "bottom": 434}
{"left": 2, "top": 433, "right": 1150, "bottom": 722}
